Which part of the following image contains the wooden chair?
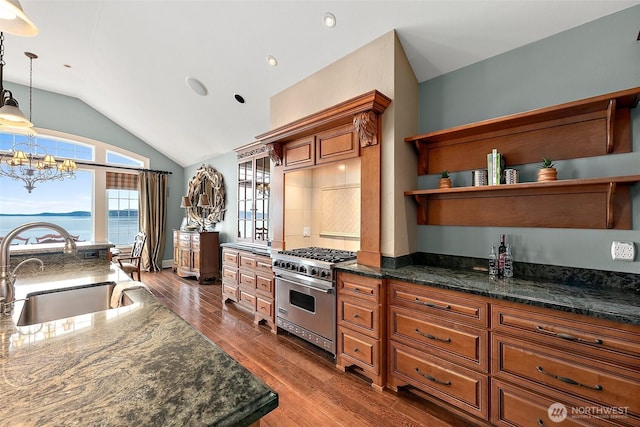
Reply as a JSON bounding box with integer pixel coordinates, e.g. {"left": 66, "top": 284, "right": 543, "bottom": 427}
{"left": 35, "top": 233, "right": 81, "bottom": 244}
{"left": 116, "top": 232, "right": 146, "bottom": 281}
{"left": 0, "top": 235, "right": 30, "bottom": 245}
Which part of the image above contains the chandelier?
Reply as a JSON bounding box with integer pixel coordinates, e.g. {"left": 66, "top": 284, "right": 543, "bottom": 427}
{"left": 0, "top": 36, "right": 78, "bottom": 193}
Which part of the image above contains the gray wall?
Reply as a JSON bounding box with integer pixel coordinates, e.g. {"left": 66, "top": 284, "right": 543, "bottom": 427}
{"left": 5, "top": 83, "right": 185, "bottom": 262}
{"left": 417, "top": 5, "right": 640, "bottom": 273}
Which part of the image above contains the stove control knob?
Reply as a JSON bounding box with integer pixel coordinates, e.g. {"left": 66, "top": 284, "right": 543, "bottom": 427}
{"left": 320, "top": 270, "right": 327, "bottom": 278}
{"left": 298, "top": 266, "right": 307, "bottom": 274}
{"left": 310, "top": 268, "right": 318, "bottom": 276}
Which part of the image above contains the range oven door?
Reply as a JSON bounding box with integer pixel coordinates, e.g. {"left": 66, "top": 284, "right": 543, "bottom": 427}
{"left": 275, "top": 273, "right": 336, "bottom": 353}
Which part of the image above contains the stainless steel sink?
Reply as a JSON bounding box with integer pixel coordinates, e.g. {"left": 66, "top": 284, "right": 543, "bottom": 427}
{"left": 17, "top": 281, "right": 134, "bottom": 326}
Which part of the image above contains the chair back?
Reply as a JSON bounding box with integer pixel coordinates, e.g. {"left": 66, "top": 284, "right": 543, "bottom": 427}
{"left": 131, "top": 232, "right": 146, "bottom": 258}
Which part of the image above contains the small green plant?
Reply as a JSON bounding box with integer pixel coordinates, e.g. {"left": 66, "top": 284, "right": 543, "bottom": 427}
{"left": 539, "top": 158, "right": 555, "bottom": 169}
{"left": 440, "top": 170, "right": 450, "bottom": 178}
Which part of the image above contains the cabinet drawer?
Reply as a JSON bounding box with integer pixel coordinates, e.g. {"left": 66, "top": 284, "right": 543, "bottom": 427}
{"left": 256, "top": 296, "right": 273, "bottom": 318}
{"left": 338, "top": 296, "right": 377, "bottom": 336}
{"left": 191, "top": 242, "right": 200, "bottom": 251}
{"left": 238, "top": 289, "right": 256, "bottom": 311}
{"left": 390, "top": 306, "right": 487, "bottom": 372}
{"left": 239, "top": 271, "right": 256, "bottom": 288}
{"left": 191, "top": 233, "right": 200, "bottom": 242}
{"left": 222, "top": 266, "right": 238, "bottom": 282}
{"left": 337, "top": 273, "right": 380, "bottom": 302}
{"left": 389, "top": 281, "right": 488, "bottom": 327}
{"left": 338, "top": 326, "right": 379, "bottom": 371}
{"left": 255, "top": 274, "right": 274, "bottom": 295}
{"left": 390, "top": 340, "right": 488, "bottom": 419}
{"left": 492, "top": 304, "right": 640, "bottom": 368}
{"left": 283, "top": 136, "right": 315, "bottom": 170}
{"left": 492, "top": 334, "right": 640, "bottom": 417}
{"left": 179, "top": 232, "right": 192, "bottom": 242}
{"left": 179, "top": 240, "right": 191, "bottom": 249}
{"left": 255, "top": 256, "right": 273, "bottom": 274}
{"left": 491, "top": 379, "right": 617, "bottom": 427}
{"left": 239, "top": 254, "right": 257, "bottom": 269}
{"left": 223, "top": 249, "right": 239, "bottom": 267}
{"left": 222, "top": 283, "right": 239, "bottom": 302}
{"left": 316, "top": 124, "right": 359, "bottom": 165}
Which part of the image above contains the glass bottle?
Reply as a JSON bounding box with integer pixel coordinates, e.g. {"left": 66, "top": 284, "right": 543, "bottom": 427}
{"left": 497, "top": 234, "right": 506, "bottom": 277}
{"left": 488, "top": 246, "right": 498, "bottom": 278}
{"left": 503, "top": 244, "right": 514, "bottom": 278}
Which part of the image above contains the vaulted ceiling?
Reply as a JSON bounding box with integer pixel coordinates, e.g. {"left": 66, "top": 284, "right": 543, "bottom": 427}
{"left": 3, "top": 1, "right": 639, "bottom": 166}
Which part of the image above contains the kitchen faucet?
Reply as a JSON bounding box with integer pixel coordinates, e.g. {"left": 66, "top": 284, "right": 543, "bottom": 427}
{"left": 0, "top": 222, "right": 77, "bottom": 315}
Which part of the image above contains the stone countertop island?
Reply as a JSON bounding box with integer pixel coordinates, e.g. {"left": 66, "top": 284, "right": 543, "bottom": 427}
{"left": 0, "top": 265, "right": 278, "bottom": 426}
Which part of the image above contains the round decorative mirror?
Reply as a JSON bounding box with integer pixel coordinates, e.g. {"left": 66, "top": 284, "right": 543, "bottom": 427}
{"left": 186, "top": 165, "right": 226, "bottom": 229}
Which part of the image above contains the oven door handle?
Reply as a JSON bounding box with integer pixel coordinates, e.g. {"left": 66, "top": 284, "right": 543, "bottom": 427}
{"left": 275, "top": 274, "right": 333, "bottom": 294}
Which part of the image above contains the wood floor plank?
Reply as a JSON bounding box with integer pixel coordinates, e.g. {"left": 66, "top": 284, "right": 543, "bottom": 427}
{"left": 140, "top": 269, "right": 482, "bottom": 427}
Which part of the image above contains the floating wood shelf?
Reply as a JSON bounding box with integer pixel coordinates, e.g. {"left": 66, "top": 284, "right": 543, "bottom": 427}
{"left": 405, "top": 87, "right": 640, "bottom": 175}
{"left": 405, "top": 176, "right": 640, "bottom": 229}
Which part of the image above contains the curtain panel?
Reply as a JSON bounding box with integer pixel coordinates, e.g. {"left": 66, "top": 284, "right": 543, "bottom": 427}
{"left": 138, "top": 171, "right": 168, "bottom": 272}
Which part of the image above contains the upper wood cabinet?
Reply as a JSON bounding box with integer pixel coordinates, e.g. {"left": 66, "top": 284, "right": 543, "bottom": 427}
{"left": 235, "top": 142, "right": 271, "bottom": 246}
{"left": 256, "top": 90, "right": 391, "bottom": 267}
{"left": 404, "top": 87, "right": 640, "bottom": 229}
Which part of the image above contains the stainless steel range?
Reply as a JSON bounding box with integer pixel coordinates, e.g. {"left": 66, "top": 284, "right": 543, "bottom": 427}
{"left": 272, "top": 247, "right": 357, "bottom": 355}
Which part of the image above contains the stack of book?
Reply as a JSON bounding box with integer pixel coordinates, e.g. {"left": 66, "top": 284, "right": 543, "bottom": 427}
{"left": 487, "top": 149, "right": 503, "bottom": 185}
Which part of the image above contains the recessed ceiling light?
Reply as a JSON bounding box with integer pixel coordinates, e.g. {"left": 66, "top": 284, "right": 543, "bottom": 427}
{"left": 266, "top": 55, "right": 278, "bottom": 67}
{"left": 63, "top": 64, "right": 71, "bottom": 68}
{"left": 185, "top": 76, "right": 208, "bottom": 96}
{"left": 323, "top": 12, "right": 336, "bottom": 28}
{"left": 234, "top": 93, "right": 245, "bottom": 104}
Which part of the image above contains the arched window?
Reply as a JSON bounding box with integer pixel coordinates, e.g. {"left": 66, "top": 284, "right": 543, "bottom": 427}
{"left": 0, "top": 129, "right": 148, "bottom": 246}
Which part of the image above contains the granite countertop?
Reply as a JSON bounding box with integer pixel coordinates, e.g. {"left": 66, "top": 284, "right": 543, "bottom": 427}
{"left": 336, "top": 263, "right": 640, "bottom": 326}
{"left": 0, "top": 265, "right": 278, "bottom": 426}
{"left": 220, "top": 242, "right": 271, "bottom": 257}
{"left": 8, "top": 240, "right": 115, "bottom": 255}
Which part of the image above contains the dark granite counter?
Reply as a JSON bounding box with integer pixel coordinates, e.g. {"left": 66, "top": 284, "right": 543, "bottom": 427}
{"left": 0, "top": 265, "right": 278, "bottom": 426}
{"left": 335, "top": 263, "right": 640, "bottom": 326}
{"left": 220, "top": 242, "right": 271, "bottom": 257}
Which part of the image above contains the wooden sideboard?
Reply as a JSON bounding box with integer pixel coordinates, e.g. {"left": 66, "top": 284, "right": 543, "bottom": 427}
{"left": 173, "top": 230, "right": 220, "bottom": 284}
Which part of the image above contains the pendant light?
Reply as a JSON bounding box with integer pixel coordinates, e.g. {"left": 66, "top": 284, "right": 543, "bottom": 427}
{"left": 0, "top": 0, "right": 38, "bottom": 36}
{"left": 0, "top": 32, "right": 32, "bottom": 128}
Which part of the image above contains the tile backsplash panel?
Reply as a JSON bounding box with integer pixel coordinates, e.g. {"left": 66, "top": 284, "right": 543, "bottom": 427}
{"left": 284, "top": 158, "right": 361, "bottom": 251}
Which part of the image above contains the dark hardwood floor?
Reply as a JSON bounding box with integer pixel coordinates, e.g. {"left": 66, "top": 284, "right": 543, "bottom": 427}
{"left": 141, "top": 269, "right": 481, "bottom": 427}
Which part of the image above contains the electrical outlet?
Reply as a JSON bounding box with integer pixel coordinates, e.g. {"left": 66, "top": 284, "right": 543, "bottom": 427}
{"left": 611, "top": 241, "right": 636, "bottom": 261}
{"left": 303, "top": 227, "right": 311, "bottom": 237}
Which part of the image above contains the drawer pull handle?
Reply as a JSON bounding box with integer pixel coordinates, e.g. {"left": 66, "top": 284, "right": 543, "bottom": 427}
{"left": 536, "top": 366, "right": 603, "bottom": 391}
{"left": 354, "top": 347, "right": 359, "bottom": 352}
{"left": 537, "top": 418, "right": 544, "bottom": 426}
{"left": 353, "top": 313, "right": 360, "bottom": 318}
{"left": 415, "top": 298, "right": 450, "bottom": 310}
{"left": 353, "top": 287, "right": 369, "bottom": 294}
{"left": 415, "top": 368, "right": 451, "bottom": 386}
{"left": 535, "top": 326, "right": 603, "bottom": 345}
{"left": 415, "top": 328, "right": 451, "bottom": 343}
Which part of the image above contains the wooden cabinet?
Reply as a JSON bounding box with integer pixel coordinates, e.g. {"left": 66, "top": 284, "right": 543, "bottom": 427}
{"left": 491, "top": 302, "right": 640, "bottom": 426}
{"left": 387, "top": 280, "right": 490, "bottom": 420}
{"left": 235, "top": 141, "right": 271, "bottom": 246}
{"left": 336, "top": 272, "right": 385, "bottom": 390}
{"left": 174, "top": 230, "right": 219, "bottom": 284}
{"left": 404, "top": 87, "right": 640, "bottom": 229}
{"left": 221, "top": 246, "right": 276, "bottom": 333}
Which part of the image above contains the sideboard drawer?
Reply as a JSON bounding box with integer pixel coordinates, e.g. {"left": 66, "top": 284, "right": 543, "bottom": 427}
{"left": 337, "top": 274, "right": 380, "bottom": 302}
{"left": 492, "top": 304, "right": 640, "bottom": 368}
{"left": 223, "top": 249, "right": 239, "bottom": 267}
{"left": 222, "top": 266, "right": 238, "bottom": 282}
{"left": 389, "top": 281, "right": 488, "bottom": 327}
{"left": 256, "top": 296, "right": 273, "bottom": 318}
{"left": 339, "top": 297, "right": 377, "bottom": 335}
{"left": 239, "top": 271, "right": 256, "bottom": 288}
{"left": 390, "top": 305, "right": 487, "bottom": 372}
{"left": 390, "top": 340, "right": 488, "bottom": 419}
{"left": 239, "top": 254, "right": 257, "bottom": 270}
{"left": 492, "top": 334, "right": 640, "bottom": 417}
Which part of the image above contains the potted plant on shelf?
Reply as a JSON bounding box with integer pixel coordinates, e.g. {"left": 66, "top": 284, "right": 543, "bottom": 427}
{"left": 439, "top": 170, "right": 452, "bottom": 188}
{"left": 537, "top": 158, "right": 557, "bottom": 182}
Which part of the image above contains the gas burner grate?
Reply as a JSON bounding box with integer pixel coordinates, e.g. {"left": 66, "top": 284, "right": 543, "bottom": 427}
{"left": 278, "top": 247, "right": 357, "bottom": 263}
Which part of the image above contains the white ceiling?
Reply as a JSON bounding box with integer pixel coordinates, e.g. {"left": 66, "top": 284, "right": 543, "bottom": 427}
{"left": 2, "top": 0, "right": 639, "bottom": 167}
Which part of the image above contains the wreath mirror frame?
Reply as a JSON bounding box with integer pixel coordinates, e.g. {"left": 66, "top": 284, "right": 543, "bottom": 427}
{"left": 186, "top": 164, "right": 226, "bottom": 229}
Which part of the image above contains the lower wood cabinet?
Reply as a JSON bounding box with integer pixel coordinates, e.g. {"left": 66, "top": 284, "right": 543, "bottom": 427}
{"left": 387, "top": 280, "right": 490, "bottom": 421}
{"left": 336, "top": 272, "right": 385, "bottom": 391}
{"left": 221, "top": 246, "right": 275, "bottom": 333}
{"left": 385, "top": 279, "right": 640, "bottom": 426}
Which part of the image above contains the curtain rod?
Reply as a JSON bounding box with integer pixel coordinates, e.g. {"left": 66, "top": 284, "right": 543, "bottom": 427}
{"left": 73, "top": 160, "right": 173, "bottom": 175}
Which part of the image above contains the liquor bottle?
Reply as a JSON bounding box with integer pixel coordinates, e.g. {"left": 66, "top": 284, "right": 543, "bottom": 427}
{"left": 504, "top": 244, "right": 514, "bottom": 278}
{"left": 497, "top": 234, "right": 506, "bottom": 277}
{"left": 488, "top": 246, "right": 498, "bottom": 278}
